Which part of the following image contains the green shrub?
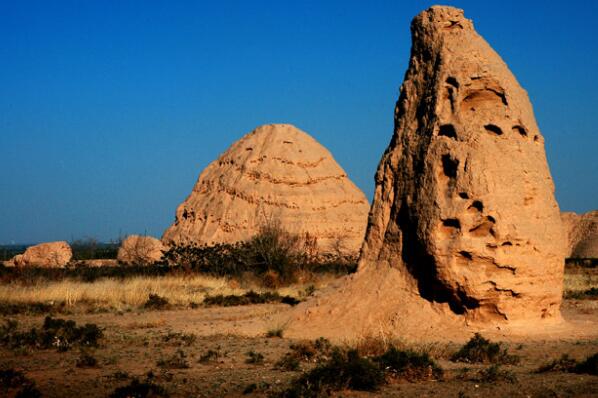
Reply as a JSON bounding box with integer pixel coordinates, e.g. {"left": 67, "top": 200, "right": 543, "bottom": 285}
{"left": 451, "top": 333, "right": 519, "bottom": 364}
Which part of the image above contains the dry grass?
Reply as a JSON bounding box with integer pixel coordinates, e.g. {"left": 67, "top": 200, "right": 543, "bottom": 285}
{"left": 0, "top": 274, "right": 330, "bottom": 311}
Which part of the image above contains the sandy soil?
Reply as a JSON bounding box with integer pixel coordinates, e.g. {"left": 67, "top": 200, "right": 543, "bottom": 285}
{"left": 0, "top": 297, "right": 597, "bottom": 397}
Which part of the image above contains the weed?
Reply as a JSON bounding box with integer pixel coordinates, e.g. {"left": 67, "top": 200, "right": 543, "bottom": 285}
{"left": 157, "top": 349, "right": 190, "bottom": 369}
{"left": 243, "top": 381, "right": 271, "bottom": 395}
{"left": 275, "top": 355, "right": 301, "bottom": 371}
{"left": 572, "top": 352, "right": 598, "bottom": 375}
{"left": 536, "top": 354, "right": 577, "bottom": 373}
{"left": 143, "top": 294, "right": 169, "bottom": 310}
{"left": 245, "top": 350, "right": 265, "bottom": 364}
{"left": 266, "top": 328, "right": 284, "bottom": 338}
{"left": 198, "top": 349, "right": 220, "bottom": 364}
{"left": 110, "top": 378, "right": 169, "bottom": 398}
{"left": 451, "top": 333, "right": 519, "bottom": 364}
{"left": 203, "top": 291, "right": 299, "bottom": 307}
{"left": 76, "top": 349, "right": 98, "bottom": 368}
{"left": 376, "top": 347, "right": 443, "bottom": 381}
{"left": 288, "top": 338, "right": 332, "bottom": 363}
{"left": 161, "top": 332, "right": 196, "bottom": 346}
{"left": 565, "top": 287, "right": 598, "bottom": 300}
{"left": 279, "top": 349, "right": 384, "bottom": 397}
{"left": 0, "top": 317, "right": 102, "bottom": 352}
{"left": 476, "top": 364, "right": 517, "bottom": 383}
{"left": 0, "top": 368, "right": 41, "bottom": 397}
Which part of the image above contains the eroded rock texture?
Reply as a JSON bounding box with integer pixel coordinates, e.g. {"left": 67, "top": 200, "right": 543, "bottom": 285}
{"left": 10, "top": 241, "right": 72, "bottom": 267}
{"left": 562, "top": 211, "right": 598, "bottom": 258}
{"left": 162, "top": 124, "right": 370, "bottom": 255}
{"left": 364, "top": 5, "right": 565, "bottom": 322}
{"left": 285, "top": 6, "right": 565, "bottom": 340}
{"left": 117, "top": 235, "right": 166, "bottom": 265}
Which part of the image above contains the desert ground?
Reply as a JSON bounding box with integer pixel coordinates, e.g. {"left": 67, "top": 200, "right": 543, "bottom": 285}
{"left": 0, "top": 261, "right": 596, "bottom": 398}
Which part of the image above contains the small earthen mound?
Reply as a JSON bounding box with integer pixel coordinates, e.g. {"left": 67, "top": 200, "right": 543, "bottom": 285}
{"left": 162, "top": 124, "right": 370, "bottom": 255}
{"left": 562, "top": 211, "right": 598, "bottom": 258}
{"left": 117, "top": 235, "right": 166, "bottom": 265}
{"left": 9, "top": 241, "right": 72, "bottom": 268}
{"left": 285, "top": 6, "right": 565, "bottom": 340}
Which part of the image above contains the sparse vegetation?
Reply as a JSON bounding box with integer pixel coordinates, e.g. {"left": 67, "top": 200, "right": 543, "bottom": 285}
{"left": 110, "top": 378, "right": 169, "bottom": 398}
{"left": 0, "top": 368, "right": 42, "bottom": 397}
{"left": 564, "top": 287, "right": 598, "bottom": 299}
{"left": 143, "top": 293, "right": 170, "bottom": 310}
{"left": 76, "top": 349, "right": 99, "bottom": 368}
{"left": 476, "top": 364, "right": 517, "bottom": 383}
{"left": 0, "top": 316, "right": 102, "bottom": 352}
{"left": 276, "top": 342, "right": 443, "bottom": 397}
{"left": 536, "top": 354, "right": 578, "bottom": 373}
{"left": 451, "top": 333, "right": 519, "bottom": 365}
{"left": 203, "top": 290, "right": 300, "bottom": 307}
{"left": 266, "top": 328, "right": 285, "bottom": 338}
{"left": 573, "top": 352, "right": 598, "bottom": 375}
{"left": 376, "top": 347, "right": 443, "bottom": 381}
{"left": 157, "top": 349, "right": 190, "bottom": 369}
{"left": 245, "top": 350, "right": 265, "bottom": 364}
{"left": 198, "top": 349, "right": 220, "bottom": 364}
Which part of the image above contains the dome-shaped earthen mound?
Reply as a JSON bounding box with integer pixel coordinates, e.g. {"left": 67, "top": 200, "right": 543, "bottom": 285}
{"left": 562, "top": 211, "right": 598, "bottom": 258}
{"left": 162, "top": 124, "right": 370, "bottom": 255}
{"left": 284, "top": 6, "right": 565, "bottom": 341}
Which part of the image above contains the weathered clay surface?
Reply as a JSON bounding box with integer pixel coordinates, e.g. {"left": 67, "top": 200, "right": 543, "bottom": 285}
{"left": 562, "top": 211, "right": 598, "bottom": 258}
{"left": 285, "top": 6, "right": 565, "bottom": 340}
{"left": 117, "top": 235, "right": 166, "bottom": 265}
{"left": 10, "top": 241, "right": 72, "bottom": 268}
{"left": 162, "top": 124, "right": 370, "bottom": 255}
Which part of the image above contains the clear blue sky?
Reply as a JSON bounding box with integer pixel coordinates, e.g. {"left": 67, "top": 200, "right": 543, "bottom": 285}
{"left": 1, "top": 1, "right": 597, "bottom": 244}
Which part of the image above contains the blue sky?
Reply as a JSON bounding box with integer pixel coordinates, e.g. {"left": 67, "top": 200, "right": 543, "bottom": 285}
{"left": 1, "top": 1, "right": 597, "bottom": 244}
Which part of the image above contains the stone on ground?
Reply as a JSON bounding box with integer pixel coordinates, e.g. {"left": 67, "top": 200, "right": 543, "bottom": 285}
{"left": 117, "top": 235, "right": 166, "bottom": 265}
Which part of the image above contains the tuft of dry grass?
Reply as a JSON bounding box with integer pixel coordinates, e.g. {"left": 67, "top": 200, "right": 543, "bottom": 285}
{"left": 563, "top": 267, "right": 598, "bottom": 298}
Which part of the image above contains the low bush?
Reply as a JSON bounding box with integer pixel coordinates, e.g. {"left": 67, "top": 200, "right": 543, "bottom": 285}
{"left": 536, "top": 354, "right": 578, "bottom": 373}
{"left": 572, "top": 353, "right": 598, "bottom": 375}
{"left": 161, "top": 332, "right": 196, "bottom": 346}
{"left": 76, "top": 349, "right": 98, "bottom": 368}
{"left": 266, "top": 328, "right": 284, "bottom": 338}
{"left": 157, "top": 349, "right": 190, "bottom": 369}
{"left": 0, "top": 301, "right": 63, "bottom": 316}
{"left": 0, "top": 368, "right": 42, "bottom": 397}
{"left": 110, "top": 378, "right": 169, "bottom": 398}
{"left": 245, "top": 350, "right": 265, "bottom": 364}
{"left": 451, "top": 333, "right": 519, "bottom": 365}
{"left": 0, "top": 316, "right": 102, "bottom": 352}
{"left": 203, "top": 291, "right": 300, "bottom": 307}
{"left": 476, "top": 364, "right": 517, "bottom": 384}
{"left": 198, "top": 349, "right": 219, "bottom": 364}
{"left": 277, "top": 343, "right": 444, "bottom": 397}
{"left": 143, "top": 294, "right": 169, "bottom": 310}
{"left": 376, "top": 347, "right": 443, "bottom": 381}
{"left": 564, "top": 287, "right": 598, "bottom": 300}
